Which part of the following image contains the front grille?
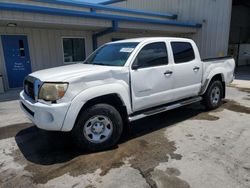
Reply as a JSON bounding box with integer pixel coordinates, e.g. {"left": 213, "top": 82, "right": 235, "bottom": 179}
{"left": 24, "top": 77, "right": 35, "bottom": 100}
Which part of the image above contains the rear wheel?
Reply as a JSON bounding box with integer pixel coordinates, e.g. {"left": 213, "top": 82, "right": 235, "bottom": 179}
{"left": 72, "top": 104, "right": 123, "bottom": 151}
{"left": 203, "top": 80, "right": 223, "bottom": 110}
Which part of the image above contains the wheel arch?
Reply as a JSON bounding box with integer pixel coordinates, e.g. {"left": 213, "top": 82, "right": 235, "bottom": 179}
{"left": 61, "top": 84, "right": 131, "bottom": 132}
{"left": 200, "top": 73, "right": 225, "bottom": 98}
{"left": 76, "top": 93, "right": 129, "bottom": 128}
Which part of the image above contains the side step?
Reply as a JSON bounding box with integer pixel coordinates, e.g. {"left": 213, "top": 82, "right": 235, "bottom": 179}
{"left": 128, "top": 96, "right": 202, "bottom": 122}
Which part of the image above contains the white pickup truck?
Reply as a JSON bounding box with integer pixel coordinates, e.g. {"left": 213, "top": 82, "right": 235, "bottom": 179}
{"left": 20, "top": 37, "right": 235, "bottom": 151}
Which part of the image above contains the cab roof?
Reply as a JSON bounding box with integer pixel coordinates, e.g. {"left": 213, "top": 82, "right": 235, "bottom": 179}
{"left": 109, "top": 37, "right": 193, "bottom": 44}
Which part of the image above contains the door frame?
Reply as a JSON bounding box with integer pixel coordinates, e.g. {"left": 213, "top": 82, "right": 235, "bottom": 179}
{"left": 0, "top": 34, "right": 32, "bottom": 90}
{"left": 167, "top": 40, "right": 202, "bottom": 100}
{"left": 128, "top": 39, "right": 175, "bottom": 111}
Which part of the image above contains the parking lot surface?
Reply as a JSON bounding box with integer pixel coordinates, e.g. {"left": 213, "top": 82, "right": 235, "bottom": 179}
{"left": 0, "top": 86, "right": 250, "bottom": 188}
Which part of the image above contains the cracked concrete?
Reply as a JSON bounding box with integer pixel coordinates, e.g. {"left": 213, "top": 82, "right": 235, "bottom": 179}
{"left": 153, "top": 109, "right": 250, "bottom": 188}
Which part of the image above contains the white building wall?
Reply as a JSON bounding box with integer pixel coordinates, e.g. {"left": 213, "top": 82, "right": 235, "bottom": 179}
{"left": 111, "top": 0, "right": 233, "bottom": 59}
{"left": 97, "top": 31, "right": 193, "bottom": 47}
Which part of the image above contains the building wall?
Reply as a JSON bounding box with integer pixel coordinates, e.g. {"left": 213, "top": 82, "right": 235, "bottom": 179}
{"left": 97, "top": 31, "right": 193, "bottom": 47}
{"left": 0, "top": 0, "right": 167, "bottom": 28}
{"left": 0, "top": 26, "right": 93, "bottom": 89}
{"left": 111, "top": 0, "right": 233, "bottom": 59}
{"left": 0, "top": 0, "right": 233, "bottom": 60}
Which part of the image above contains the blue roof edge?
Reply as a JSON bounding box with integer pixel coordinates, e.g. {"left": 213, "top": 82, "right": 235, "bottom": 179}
{"left": 0, "top": 2, "right": 202, "bottom": 28}
{"left": 32, "top": 0, "right": 178, "bottom": 19}
{"left": 100, "top": 0, "right": 127, "bottom": 5}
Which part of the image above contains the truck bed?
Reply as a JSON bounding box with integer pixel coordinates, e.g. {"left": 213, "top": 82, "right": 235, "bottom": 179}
{"left": 202, "top": 56, "right": 235, "bottom": 85}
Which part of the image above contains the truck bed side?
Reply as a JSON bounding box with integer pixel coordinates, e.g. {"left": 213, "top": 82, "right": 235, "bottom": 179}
{"left": 200, "top": 57, "right": 235, "bottom": 94}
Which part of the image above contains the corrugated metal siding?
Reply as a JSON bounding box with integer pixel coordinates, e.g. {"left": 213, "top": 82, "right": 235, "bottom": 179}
{"left": 97, "top": 32, "right": 193, "bottom": 47}
{"left": 112, "top": 0, "right": 233, "bottom": 59}
{"left": 118, "top": 21, "right": 198, "bottom": 33}
{"left": 0, "top": 9, "right": 111, "bottom": 29}
{"left": 0, "top": 26, "right": 93, "bottom": 89}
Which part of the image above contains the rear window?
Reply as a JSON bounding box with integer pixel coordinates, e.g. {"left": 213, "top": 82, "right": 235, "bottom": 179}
{"left": 171, "top": 42, "right": 195, "bottom": 64}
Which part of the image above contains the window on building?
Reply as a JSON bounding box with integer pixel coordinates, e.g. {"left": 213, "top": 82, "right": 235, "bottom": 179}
{"left": 135, "top": 42, "right": 168, "bottom": 69}
{"left": 63, "top": 38, "right": 86, "bottom": 64}
{"left": 171, "top": 42, "right": 195, "bottom": 64}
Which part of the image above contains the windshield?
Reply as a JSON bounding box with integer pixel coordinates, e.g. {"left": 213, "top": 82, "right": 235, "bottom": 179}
{"left": 84, "top": 42, "right": 139, "bottom": 66}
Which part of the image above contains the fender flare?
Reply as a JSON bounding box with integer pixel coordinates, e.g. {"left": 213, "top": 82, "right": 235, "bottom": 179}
{"left": 61, "top": 83, "right": 131, "bottom": 131}
{"left": 200, "top": 69, "right": 225, "bottom": 95}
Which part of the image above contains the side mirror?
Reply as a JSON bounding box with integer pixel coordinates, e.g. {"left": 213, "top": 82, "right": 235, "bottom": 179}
{"left": 132, "top": 58, "right": 140, "bottom": 70}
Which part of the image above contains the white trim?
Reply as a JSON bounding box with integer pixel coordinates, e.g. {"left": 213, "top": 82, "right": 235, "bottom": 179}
{"left": 61, "top": 36, "right": 86, "bottom": 65}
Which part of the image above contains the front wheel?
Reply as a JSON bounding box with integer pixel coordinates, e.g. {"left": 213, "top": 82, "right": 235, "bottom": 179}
{"left": 72, "top": 104, "right": 123, "bottom": 151}
{"left": 203, "top": 80, "right": 223, "bottom": 110}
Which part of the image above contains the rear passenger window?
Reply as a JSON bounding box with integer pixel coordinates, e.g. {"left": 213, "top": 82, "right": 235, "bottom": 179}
{"left": 171, "top": 42, "right": 195, "bottom": 63}
{"left": 136, "top": 42, "right": 168, "bottom": 68}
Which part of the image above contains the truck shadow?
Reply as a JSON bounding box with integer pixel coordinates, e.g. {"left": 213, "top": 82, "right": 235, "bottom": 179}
{"left": 15, "top": 102, "right": 207, "bottom": 166}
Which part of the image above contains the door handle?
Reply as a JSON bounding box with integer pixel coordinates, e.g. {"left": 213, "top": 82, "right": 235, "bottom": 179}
{"left": 164, "top": 70, "right": 173, "bottom": 75}
{"left": 193, "top": 66, "right": 200, "bottom": 71}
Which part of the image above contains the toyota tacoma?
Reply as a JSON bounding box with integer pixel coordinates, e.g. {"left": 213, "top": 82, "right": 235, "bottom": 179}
{"left": 20, "top": 37, "right": 235, "bottom": 151}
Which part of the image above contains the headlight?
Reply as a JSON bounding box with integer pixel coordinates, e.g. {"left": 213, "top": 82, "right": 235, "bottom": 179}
{"left": 38, "top": 83, "right": 68, "bottom": 101}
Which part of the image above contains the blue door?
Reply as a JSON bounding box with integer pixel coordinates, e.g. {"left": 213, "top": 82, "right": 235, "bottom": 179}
{"left": 1, "top": 35, "right": 32, "bottom": 88}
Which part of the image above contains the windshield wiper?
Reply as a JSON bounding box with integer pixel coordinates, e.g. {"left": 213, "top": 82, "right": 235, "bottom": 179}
{"left": 93, "top": 63, "right": 112, "bottom": 66}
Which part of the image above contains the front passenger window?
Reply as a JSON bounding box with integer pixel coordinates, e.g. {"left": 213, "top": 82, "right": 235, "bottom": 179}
{"left": 135, "top": 42, "right": 168, "bottom": 69}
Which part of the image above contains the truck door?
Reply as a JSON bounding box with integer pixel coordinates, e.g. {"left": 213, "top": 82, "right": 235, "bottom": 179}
{"left": 130, "top": 42, "right": 174, "bottom": 111}
{"left": 170, "top": 41, "right": 202, "bottom": 100}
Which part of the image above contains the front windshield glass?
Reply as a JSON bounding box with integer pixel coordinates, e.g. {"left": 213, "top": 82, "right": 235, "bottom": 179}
{"left": 84, "top": 42, "right": 139, "bottom": 66}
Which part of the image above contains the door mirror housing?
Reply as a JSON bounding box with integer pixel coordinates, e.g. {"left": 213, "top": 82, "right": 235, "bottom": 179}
{"left": 132, "top": 58, "right": 140, "bottom": 70}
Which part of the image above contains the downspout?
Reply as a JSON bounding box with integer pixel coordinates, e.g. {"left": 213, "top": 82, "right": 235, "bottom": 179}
{"left": 92, "top": 20, "right": 118, "bottom": 51}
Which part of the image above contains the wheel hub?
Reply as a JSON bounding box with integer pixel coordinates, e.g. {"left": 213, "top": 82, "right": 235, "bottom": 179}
{"left": 83, "top": 115, "right": 113, "bottom": 144}
{"left": 211, "top": 86, "right": 220, "bottom": 105}
{"left": 92, "top": 122, "right": 104, "bottom": 134}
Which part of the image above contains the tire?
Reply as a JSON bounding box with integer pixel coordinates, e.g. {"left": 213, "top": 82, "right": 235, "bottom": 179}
{"left": 203, "top": 80, "right": 223, "bottom": 110}
{"left": 72, "top": 104, "right": 123, "bottom": 151}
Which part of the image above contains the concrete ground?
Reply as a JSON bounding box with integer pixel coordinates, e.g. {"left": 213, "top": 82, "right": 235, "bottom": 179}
{"left": 0, "top": 78, "right": 250, "bottom": 187}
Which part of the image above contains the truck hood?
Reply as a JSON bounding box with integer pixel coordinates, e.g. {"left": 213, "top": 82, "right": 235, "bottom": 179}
{"left": 30, "top": 64, "right": 123, "bottom": 82}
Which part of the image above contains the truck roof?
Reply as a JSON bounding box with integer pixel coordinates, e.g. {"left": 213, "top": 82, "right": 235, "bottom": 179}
{"left": 109, "top": 37, "right": 193, "bottom": 44}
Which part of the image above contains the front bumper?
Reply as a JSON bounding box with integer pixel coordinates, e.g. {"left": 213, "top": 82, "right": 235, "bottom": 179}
{"left": 19, "top": 90, "right": 71, "bottom": 131}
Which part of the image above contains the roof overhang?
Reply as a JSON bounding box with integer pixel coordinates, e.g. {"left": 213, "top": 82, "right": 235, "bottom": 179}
{"left": 0, "top": 2, "right": 202, "bottom": 29}
{"left": 33, "top": 0, "right": 177, "bottom": 19}
{"left": 99, "top": 0, "right": 127, "bottom": 5}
